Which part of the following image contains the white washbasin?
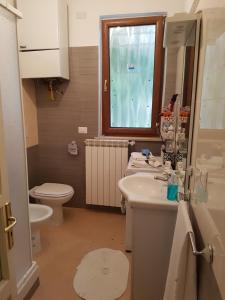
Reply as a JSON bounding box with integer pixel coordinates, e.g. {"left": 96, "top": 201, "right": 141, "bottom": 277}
{"left": 29, "top": 203, "right": 53, "bottom": 229}
{"left": 118, "top": 172, "right": 177, "bottom": 209}
{"left": 119, "top": 172, "right": 163, "bottom": 199}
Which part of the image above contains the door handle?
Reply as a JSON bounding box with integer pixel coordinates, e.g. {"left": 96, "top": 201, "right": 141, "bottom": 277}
{"left": 104, "top": 79, "right": 108, "bottom": 92}
{"left": 4, "top": 216, "right": 17, "bottom": 232}
{"left": 4, "top": 202, "right": 16, "bottom": 249}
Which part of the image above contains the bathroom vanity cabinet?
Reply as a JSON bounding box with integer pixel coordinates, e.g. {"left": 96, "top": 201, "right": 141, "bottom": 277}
{"left": 131, "top": 202, "right": 177, "bottom": 300}
{"left": 119, "top": 171, "right": 178, "bottom": 299}
{"left": 17, "top": 0, "right": 69, "bottom": 79}
{"left": 124, "top": 155, "right": 162, "bottom": 251}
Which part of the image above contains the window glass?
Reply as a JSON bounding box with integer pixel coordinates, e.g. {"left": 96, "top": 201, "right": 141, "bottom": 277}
{"left": 109, "top": 25, "right": 156, "bottom": 128}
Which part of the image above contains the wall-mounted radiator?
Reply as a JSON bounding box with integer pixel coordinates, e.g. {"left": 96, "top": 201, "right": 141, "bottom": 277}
{"left": 85, "top": 139, "right": 129, "bottom": 207}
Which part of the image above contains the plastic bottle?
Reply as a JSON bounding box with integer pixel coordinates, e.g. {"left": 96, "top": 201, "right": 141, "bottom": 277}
{"left": 167, "top": 173, "right": 178, "bottom": 201}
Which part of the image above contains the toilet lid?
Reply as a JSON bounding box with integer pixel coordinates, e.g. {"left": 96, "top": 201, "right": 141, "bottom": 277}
{"left": 34, "top": 183, "right": 74, "bottom": 198}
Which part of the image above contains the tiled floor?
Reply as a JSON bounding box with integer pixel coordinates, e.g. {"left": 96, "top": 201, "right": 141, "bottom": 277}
{"left": 31, "top": 208, "right": 131, "bottom": 300}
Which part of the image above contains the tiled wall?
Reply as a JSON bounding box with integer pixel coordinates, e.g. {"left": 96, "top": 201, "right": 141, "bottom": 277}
{"left": 27, "top": 46, "right": 162, "bottom": 207}
{"left": 35, "top": 47, "right": 98, "bottom": 207}
{"left": 27, "top": 145, "right": 39, "bottom": 189}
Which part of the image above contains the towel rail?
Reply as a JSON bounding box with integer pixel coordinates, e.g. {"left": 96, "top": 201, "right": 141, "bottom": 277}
{"left": 188, "top": 231, "right": 213, "bottom": 264}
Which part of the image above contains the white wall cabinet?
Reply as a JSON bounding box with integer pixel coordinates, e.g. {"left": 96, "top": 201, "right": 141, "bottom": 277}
{"left": 17, "top": 0, "right": 69, "bottom": 79}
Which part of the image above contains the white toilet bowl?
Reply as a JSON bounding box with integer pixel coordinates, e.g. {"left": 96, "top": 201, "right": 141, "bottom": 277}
{"left": 29, "top": 203, "right": 53, "bottom": 254}
{"left": 29, "top": 183, "right": 74, "bottom": 226}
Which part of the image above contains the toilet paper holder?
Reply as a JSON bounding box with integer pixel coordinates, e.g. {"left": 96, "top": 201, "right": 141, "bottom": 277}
{"left": 68, "top": 141, "right": 78, "bottom": 155}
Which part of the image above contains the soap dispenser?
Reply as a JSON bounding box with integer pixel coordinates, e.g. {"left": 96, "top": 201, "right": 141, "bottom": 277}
{"left": 167, "top": 173, "right": 178, "bottom": 201}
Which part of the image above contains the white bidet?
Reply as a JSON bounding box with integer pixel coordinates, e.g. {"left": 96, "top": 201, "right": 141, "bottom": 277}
{"left": 29, "top": 203, "right": 53, "bottom": 254}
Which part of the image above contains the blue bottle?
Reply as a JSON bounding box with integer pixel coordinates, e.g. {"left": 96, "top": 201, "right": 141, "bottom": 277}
{"left": 167, "top": 173, "right": 178, "bottom": 201}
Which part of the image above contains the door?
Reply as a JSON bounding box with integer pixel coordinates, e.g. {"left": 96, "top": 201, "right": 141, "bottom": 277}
{"left": 0, "top": 96, "right": 17, "bottom": 300}
{"left": 0, "top": 3, "right": 24, "bottom": 299}
{"left": 190, "top": 7, "right": 225, "bottom": 299}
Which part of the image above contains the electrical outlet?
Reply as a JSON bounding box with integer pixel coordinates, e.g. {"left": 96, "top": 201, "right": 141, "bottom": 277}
{"left": 78, "top": 127, "right": 88, "bottom": 134}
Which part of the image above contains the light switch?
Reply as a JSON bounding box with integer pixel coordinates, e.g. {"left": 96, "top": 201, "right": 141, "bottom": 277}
{"left": 78, "top": 126, "right": 88, "bottom": 134}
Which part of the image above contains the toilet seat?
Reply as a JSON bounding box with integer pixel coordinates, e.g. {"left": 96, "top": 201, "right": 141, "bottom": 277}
{"left": 29, "top": 183, "right": 74, "bottom": 226}
{"left": 33, "top": 183, "right": 74, "bottom": 198}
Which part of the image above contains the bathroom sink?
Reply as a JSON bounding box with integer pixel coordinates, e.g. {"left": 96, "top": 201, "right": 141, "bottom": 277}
{"left": 118, "top": 172, "right": 177, "bottom": 209}
{"left": 118, "top": 172, "right": 162, "bottom": 199}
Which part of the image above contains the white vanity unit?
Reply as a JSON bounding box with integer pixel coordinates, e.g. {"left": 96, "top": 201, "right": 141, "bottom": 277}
{"left": 119, "top": 172, "right": 178, "bottom": 300}
{"left": 123, "top": 154, "right": 162, "bottom": 251}
{"left": 17, "top": 0, "right": 69, "bottom": 79}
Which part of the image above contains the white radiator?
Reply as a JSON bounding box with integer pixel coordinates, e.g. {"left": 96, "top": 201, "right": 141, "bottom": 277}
{"left": 85, "top": 139, "right": 129, "bottom": 207}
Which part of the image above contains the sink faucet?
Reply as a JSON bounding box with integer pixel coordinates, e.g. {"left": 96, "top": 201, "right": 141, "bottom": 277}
{"left": 154, "top": 167, "right": 172, "bottom": 181}
{"left": 154, "top": 174, "right": 170, "bottom": 181}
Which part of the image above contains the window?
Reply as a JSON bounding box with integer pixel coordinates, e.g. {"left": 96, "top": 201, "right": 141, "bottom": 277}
{"left": 101, "top": 16, "right": 165, "bottom": 137}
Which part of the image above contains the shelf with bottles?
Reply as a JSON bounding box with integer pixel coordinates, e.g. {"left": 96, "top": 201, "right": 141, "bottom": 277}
{"left": 160, "top": 94, "right": 190, "bottom": 170}
{"left": 179, "top": 106, "right": 190, "bottom": 124}
{"left": 161, "top": 141, "right": 187, "bottom": 169}
{"left": 160, "top": 109, "right": 176, "bottom": 141}
{"left": 160, "top": 106, "right": 190, "bottom": 143}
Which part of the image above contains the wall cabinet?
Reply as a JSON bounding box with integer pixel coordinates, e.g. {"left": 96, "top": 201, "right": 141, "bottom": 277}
{"left": 17, "top": 0, "right": 69, "bottom": 79}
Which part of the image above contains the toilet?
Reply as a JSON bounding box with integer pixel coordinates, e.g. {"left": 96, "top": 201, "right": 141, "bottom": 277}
{"left": 29, "top": 183, "right": 74, "bottom": 225}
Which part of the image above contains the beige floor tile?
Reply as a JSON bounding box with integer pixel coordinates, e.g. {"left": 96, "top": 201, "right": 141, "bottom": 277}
{"left": 31, "top": 208, "right": 131, "bottom": 300}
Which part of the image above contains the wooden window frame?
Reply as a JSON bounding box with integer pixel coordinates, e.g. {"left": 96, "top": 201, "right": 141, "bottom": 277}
{"left": 102, "top": 16, "right": 165, "bottom": 137}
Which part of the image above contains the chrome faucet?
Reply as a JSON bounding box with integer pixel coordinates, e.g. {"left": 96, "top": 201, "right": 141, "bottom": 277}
{"left": 154, "top": 174, "right": 170, "bottom": 181}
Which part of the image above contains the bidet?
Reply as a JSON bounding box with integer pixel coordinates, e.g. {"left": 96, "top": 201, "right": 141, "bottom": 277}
{"left": 29, "top": 203, "right": 53, "bottom": 254}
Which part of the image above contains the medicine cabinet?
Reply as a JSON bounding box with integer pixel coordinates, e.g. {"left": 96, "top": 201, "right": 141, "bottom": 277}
{"left": 162, "top": 12, "right": 199, "bottom": 169}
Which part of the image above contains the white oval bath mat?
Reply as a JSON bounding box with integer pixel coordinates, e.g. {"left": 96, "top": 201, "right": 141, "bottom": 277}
{"left": 73, "top": 248, "right": 129, "bottom": 300}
